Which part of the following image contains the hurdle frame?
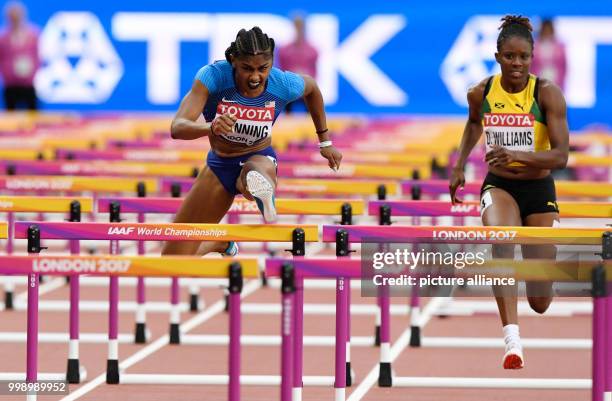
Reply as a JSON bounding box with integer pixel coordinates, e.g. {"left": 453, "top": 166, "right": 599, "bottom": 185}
{"left": 321, "top": 224, "right": 611, "bottom": 401}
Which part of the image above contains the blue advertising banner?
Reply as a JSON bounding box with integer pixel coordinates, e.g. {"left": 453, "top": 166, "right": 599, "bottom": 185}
{"left": 17, "top": 1, "right": 612, "bottom": 129}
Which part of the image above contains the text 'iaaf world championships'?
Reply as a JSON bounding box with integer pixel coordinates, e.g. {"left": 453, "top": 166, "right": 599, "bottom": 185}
{"left": 107, "top": 226, "right": 227, "bottom": 238}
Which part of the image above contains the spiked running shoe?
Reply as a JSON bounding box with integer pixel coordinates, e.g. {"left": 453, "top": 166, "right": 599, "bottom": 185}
{"left": 246, "top": 170, "right": 277, "bottom": 223}
{"left": 221, "top": 241, "right": 239, "bottom": 257}
{"left": 502, "top": 343, "right": 524, "bottom": 369}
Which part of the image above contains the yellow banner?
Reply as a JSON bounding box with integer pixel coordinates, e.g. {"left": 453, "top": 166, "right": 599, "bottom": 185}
{"left": 0, "top": 196, "right": 93, "bottom": 212}
{"left": 557, "top": 181, "right": 612, "bottom": 198}
{"left": 27, "top": 255, "right": 259, "bottom": 277}
{"left": 0, "top": 222, "right": 6, "bottom": 238}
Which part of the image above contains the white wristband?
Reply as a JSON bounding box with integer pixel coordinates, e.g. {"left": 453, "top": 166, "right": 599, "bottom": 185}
{"left": 318, "top": 140, "right": 333, "bottom": 148}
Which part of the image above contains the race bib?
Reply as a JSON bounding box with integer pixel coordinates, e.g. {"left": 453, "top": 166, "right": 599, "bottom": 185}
{"left": 216, "top": 101, "right": 275, "bottom": 146}
{"left": 483, "top": 113, "right": 535, "bottom": 153}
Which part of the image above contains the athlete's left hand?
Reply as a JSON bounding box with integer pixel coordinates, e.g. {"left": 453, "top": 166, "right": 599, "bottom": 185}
{"left": 320, "top": 146, "right": 343, "bottom": 171}
{"left": 485, "top": 145, "right": 518, "bottom": 167}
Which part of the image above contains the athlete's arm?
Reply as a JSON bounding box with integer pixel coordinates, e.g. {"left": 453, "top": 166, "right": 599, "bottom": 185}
{"left": 450, "top": 79, "right": 487, "bottom": 203}
{"left": 494, "top": 81, "right": 569, "bottom": 169}
{"left": 170, "top": 80, "right": 235, "bottom": 140}
{"left": 302, "top": 75, "right": 328, "bottom": 139}
{"left": 301, "top": 74, "right": 343, "bottom": 170}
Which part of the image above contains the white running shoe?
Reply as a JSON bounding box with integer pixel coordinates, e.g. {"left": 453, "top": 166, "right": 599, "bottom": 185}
{"left": 502, "top": 342, "right": 524, "bottom": 369}
{"left": 246, "top": 170, "right": 277, "bottom": 223}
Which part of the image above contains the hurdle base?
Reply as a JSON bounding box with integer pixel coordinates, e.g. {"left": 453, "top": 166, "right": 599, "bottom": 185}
{"left": 378, "top": 362, "right": 392, "bottom": 387}
{"left": 374, "top": 325, "right": 381, "bottom": 346}
{"left": 169, "top": 323, "right": 180, "bottom": 344}
{"left": 66, "top": 359, "right": 80, "bottom": 384}
{"left": 189, "top": 294, "right": 199, "bottom": 312}
{"left": 106, "top": 359, "right": 119, "bottom": 384}
{"left": 409, "top": 326, "right": 421, "bottom": 347}
{"left": 134, "top": 323, "right": 147, "bottom": 344}
{"left": 4, "top": 291, "right": 13, "bottom": 310}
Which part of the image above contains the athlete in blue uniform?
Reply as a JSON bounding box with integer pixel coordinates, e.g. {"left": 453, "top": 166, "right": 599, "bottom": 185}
{"left": 162, "top": 27, "right": 342, "bottom": 257}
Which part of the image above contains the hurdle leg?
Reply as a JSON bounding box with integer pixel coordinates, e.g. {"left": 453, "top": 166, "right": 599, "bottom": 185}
{"left": 189, "top": 281, "right": 200, "bottom": 312}
{"left": 292, "top": 275, "right": 304, "bottom": 401}
{"left": 228, "top": 263, "right": 243, "bottom": 401}
{"left": 66, "top": 239, "right": 81, "bottom": 383}
{"left": 281, "top": 264, "right": 295, "bottom": 401}
{"left": 107, "top": 240, "right": 120, "bottom": 384}
{"left": 135, "top": 213, "right": 148, "bottom": 343}
{"left": 26, "top": 272, "right": 39, "bottom": 400}
{"left": 4, "top": 212, "right": 14, "bottom": 310}
{"left": 374, "top": 297, "right": 381, "bottom": 346}
{"left": 169, "top": 278, "right": 181, "bottom": 344}
{"left": 135, "top": 277, "right": 147, "bottom": 343}
{"left": 409, "top": 284, "right": 421, "bottom": 347}
{"left": 346, "top": 279, "right": 352, "bottom": 387}
{"left": 593, "top": 265, "right": 606, "bottom": 401}
{"left": 409, "top": 220, "right": 421, "bottom": 347}
{"left": 334, "top": 276, "right": 348, "bottom": 401}
{"left": 378, "top": 285, "right": 392, "bottom": 387}
{"left": 605, "top": 292, "right": 612, "bottom": 401}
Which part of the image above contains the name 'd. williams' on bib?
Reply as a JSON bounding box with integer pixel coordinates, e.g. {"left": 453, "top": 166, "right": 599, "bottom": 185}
{"left": 483, "top": 113, "right": 535, "bottom": 152}
{"left": 216, "top": 101, "right": 275, "bottom": 146}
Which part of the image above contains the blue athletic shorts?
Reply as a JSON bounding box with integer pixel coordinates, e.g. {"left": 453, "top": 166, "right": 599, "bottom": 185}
{"left": 206, "top": 146, "right": 277, "bottom": 195}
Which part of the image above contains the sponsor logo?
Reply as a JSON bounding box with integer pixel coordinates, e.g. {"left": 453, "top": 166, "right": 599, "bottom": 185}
{"left": 450, "top": 204, "right": 477, "bottom": 213}
{"left": 483, "top": 113, "right": 534, "bottom": 127}
{"left": 33, "top": 258, "right": 131, "bottom": 273}
{"left": 108, "top": 226, "right": 135, "bottom": 235}
{"left": 35, "top": 12, "right": 123, "bottom": 103}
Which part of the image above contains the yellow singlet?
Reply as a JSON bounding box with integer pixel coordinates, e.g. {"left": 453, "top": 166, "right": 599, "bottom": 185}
{"left": 481, "top": 74, "right": 550, "bottom": 167}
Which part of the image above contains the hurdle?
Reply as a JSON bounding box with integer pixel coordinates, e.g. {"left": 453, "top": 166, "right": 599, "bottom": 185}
{"left": 13, "top": 221, "right": 318, "bottom": 386}
{"left": 368, "top": 199, "right": 612, "bottom": 345}
{"left": 0, "top": 196, "right": 91, "bottom": 310}
{"left": 321, "top": 225, "right": 611, "bottom": 401}
{"left": 0, "top": 196, "right": 98, "bottom": 384}
{"left": 0, "top": 253, "right": 258, "bottom": 401}
{"left": 266, "top": 257, "right": 363, "bottom": 401}
{"left": 97, "top": 197, "right": 363, "bottom": 343}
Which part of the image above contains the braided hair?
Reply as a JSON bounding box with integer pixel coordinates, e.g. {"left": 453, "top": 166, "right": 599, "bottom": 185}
{"left": 497, "top": 15, "right": 534, "bottom": 51}
{"left": 225, "top": 27, "right": 275, "bottom": 62}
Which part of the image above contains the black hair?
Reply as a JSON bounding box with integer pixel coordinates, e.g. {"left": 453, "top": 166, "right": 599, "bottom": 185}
{"left": 225, "top": 27, "right": 275, "bottom": 62}
{"left": 497, "top": 15, "right": 534, "bottom": 51}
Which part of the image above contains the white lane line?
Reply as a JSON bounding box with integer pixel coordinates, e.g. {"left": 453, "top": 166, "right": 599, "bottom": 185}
{"left": 346, "top": 297, "right": 447, "bottom": 401}
{"left": 59, "top": 280, "right": 261, "bottom": 401}
{"left": 15, "top": 277, "right": 66, "bottom": 301}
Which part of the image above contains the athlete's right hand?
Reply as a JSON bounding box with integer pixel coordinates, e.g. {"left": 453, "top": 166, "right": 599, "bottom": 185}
{"left": 211, "top": 113, "right": 237, "bottom": 135}
{"left": 449, "top": 167, "right": 465, "bottom": 205}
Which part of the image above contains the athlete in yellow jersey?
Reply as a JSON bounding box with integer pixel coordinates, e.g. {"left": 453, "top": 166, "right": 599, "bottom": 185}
{"left": 449, "top": 15, "right": 569, "bottom": 370}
